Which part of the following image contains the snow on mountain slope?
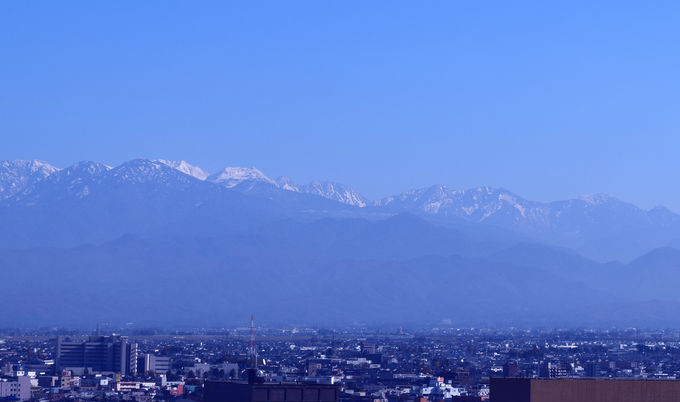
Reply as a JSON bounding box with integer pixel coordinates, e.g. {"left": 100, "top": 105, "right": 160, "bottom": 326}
{"left": 208, "top": 167, "right": 277, "bottom": 188}
{"left": 0, "top": 160, "right": 60, "bottom": 199}
{"left": 300, "top": 180, "right": 368, "bottom": 207}
{"left": 375, "top": 185, "right": 680, "bottom": 232}
{"left": 0, "top": 158, "right": 369, "bottom": 208}
{"left": 27, "top": 161, "right": 111, "bottom": 199}
{"left": 275, "top": 176, "right": 300, "bottom": 192}
{"left": 155, "top": 159, "right": 210, "bottom": 180}
{"left": 209, "top": 167, "right": 368, "bottom": 207}
{"left": 375, "top": 185, "right": 539, "bottom": 221}
{"left": 375, "top": 184, "right": 680, "bottom": 260}
{"left": 108, "top": 159, "right": 203, "bottom": 186}
{"left": 8, "top": 160, "right": 206, "bottom": 204}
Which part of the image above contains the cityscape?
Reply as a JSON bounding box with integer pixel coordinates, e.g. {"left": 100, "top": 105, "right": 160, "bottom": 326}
{"left": 6, "top": 325, "right": 680, "bottom": 401}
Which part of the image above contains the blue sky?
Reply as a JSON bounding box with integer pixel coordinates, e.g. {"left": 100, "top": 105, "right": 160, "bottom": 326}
{"left": 2, "top": 1, "right": 680, "bottom": 209}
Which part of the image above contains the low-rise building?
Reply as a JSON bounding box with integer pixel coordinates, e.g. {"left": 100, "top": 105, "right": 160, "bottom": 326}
{"left": 0, "top": 376, "right": 31, "bottom": 401}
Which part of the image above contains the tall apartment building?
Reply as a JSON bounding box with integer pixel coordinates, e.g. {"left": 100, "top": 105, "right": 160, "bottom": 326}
{"left": 56, "top": 335, "right": 137, "bottom": 376}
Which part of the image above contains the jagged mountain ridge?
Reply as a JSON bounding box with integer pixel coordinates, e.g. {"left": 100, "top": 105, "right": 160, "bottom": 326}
{"left": 375, "top": 185, "right": 665, "bottom": 226}
{"left": 375, "top": 185, "right": 680, "bottom": 261}
{"left": 0, "top": 159, "right": 674, "bottom": 224}
{"left": 151, "top": 160, "right": 368, "bottom": 206}
{"left": 0, "top": 159, "right": 368, "bottom": 207}
{"left": 1, "top": 158, "right": 680, "bottom": 326}
{"left": 206, "top": 166, "right": 368, "bottom": 207}
{"left": 0, "top": 158, "right": 678, "bottom": 260}
{"left": 0, "top": 159, "right": 371, "bottom": 248}
{"left": 6, "top": 159, "right": 672, "bottom": 219}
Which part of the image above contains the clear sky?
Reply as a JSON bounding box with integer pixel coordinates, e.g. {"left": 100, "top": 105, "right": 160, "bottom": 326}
{"left": 2, "top": 1, "right": 679, "bottom": 209}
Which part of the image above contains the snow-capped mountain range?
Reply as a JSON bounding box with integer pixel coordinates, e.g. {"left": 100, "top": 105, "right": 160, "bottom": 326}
{"left": 375, "top": 184, "right": 671, "bottom": 226}
{"left": 0, "top": 158, "right": 678, "bottom": 261}
{"left": 0, "top": 159, "right": 369, "bottom": 207}
{"left": 165, "top": 160, "right": 370, "bottom": 207}
{"left": 3, "top": 158, "right": 680, "bottom": 327}
{"left": 0, "top": 159, "right": 672, "bottom": 219}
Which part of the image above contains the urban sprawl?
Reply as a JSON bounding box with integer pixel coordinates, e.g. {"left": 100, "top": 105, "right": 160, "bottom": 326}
{"left": 2, "top": 327, "right": 680, "bottom": 401}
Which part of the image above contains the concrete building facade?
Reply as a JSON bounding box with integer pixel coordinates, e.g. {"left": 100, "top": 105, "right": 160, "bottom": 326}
{"left": 205, "top": 380, "right": 338, "bottom": 402}
{"left": 56, "top": 335, "right": 137, "bottom": 376}
{"left": 0, "top": 376, "right": 31, "bottom": 401}
{"left": 137, "top": 354, "right": 172, "bottom": 375}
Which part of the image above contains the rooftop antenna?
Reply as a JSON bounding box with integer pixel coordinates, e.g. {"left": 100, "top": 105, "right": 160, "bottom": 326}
{"left": 249, "top": 314, "right": 257, "bottom": 369}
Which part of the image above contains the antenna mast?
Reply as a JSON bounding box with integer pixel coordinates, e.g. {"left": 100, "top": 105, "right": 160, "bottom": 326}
{"left": 249, "top": 314, "right": 257, "bottom": 368}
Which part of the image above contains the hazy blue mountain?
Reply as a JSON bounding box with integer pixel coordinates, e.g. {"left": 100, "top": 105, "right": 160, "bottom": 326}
{"left": 492, "top": 243, "right": 680, "bottom": 305}
{"left": 0, "top": 235, "right": 606, "bottom": 327}
{"left": 492, "top": 242, "right": 616, "bottom": 277}
{"left": 630, "top": 247, "right": 680, "bottom": 269}
{"left": 254, "top": 213, "right": 509, "bottom": 260}
{"left": 3, "top": 235, "right": 680, "bottom": 328}
{"left": 378, "top": 185, "right": 680, "bottom": 261}
{"left": 647, "top": 205, "right": 680, "bottom": 226}
{"left": 621, "top": 247, "right": 680, "bottom": 300}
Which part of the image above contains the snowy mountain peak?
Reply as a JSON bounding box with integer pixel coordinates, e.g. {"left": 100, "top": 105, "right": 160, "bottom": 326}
{"left": 276, "top": 176, "right": 300, "bottom": 192}
{"left": 578, "top": 193, "right": 617, "bottom": 205}
{"left": 0, "top": 159, "right": 60, "bottom": 199}
{"left": 207, "top": 167, "right": 369, "bottom": 207}
{"left": 208, "top": 167, "right": 276, "bottom": 188}
{"left": 155, "top": 159, "right": 209, "bottom": 181}
{"left": 24, "top": 161, "right": 112, "bottom": 200}
{"left": 301, "top": 180, "right": 368, "bottom": 207}
{"left": 376, "top": 185, "right": 534, "bottom": 219}
{"left": 108, "top": 159, "right": 198, "bottom": 185}
{"left": 0, "top": 159, "right": 59, "bottom": 176}
{"left": 64, "top": 161, "right": 111, "bottom": 175}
